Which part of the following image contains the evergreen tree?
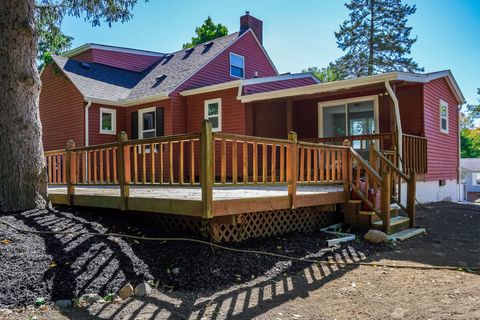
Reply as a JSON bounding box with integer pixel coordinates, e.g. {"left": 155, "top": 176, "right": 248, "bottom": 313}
{"left": 183, "top": 16, "right": 228, "bottom": 49}
{"left": 0, "top": 0, "right": 144, "bottom": 212}
{"left": 334, "top": 0, "right": 423, "bottom": 77}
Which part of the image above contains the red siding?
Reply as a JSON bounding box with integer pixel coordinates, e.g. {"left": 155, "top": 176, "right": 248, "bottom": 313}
{"left": 70, "top": 48, "right": 162, "bottom": 72}
{"left": 243, "top": 77, "right": 317, "bottom": 95}
{"left": 250, "top": 101, "right": 287, "bottom": 138}
{"left": 88, "top": 104, "right": 126, "bottom": 145}
{"left": 185, "top": 88, "right": 245, "bottom": 134}
{"left": 293, "top": 99, "right": 318, "bottom": 139}
{"left": 40, "top": 65, "right": 85, "bottom": 150}
{"left": 397, "top": 84, "right": 423, "bottom": 136}
{"left": 423, "top": 78, "right": 459, "bottom": 181}
{"left": 173, "top": 31, "right": 277, "bottom": 134}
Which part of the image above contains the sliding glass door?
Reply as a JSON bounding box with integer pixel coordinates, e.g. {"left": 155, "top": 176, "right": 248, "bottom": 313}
{"left": 319, "top": 97, "right": 378, "bottom": 150}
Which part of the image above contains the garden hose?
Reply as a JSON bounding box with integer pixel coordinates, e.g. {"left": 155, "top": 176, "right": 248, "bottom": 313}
{"left": 0, "top": 216, "right": 478, "bottom": 274}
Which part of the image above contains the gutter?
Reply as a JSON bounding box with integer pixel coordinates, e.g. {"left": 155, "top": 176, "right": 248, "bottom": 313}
{"left": 384, "top": 80, "right": 403, "bottom": 171}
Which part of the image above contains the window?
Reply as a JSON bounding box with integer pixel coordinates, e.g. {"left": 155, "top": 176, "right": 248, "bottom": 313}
{"left": 204, "top": 98, "right": 222, "bottom": 132}
{"left": 100, "top": 108, "right": 116, "bottom": 134}
{"left": 139, "top": 107, "right": 156, "bottom": 138}
{"left": 440, "top": 100, "right": 449, "bottom": 133}
{"left": 474, "top": 173, "right": 480, "bottom": 186}
{"left": 230, "top": 52, "right": 244, "bottom": 78}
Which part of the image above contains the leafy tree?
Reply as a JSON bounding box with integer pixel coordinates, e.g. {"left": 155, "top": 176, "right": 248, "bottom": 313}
{"left": 334, "top": 0, "right": 423, "bottom": 77}
{"left": 0, "top": 0, "right": 144, "bottom": 212}
{"left": 183, "top": 16, "right": 228, "bottom": 49}
{"left": 302, "top": 64, "right": 345, "bottom": 83}
{"left": 460, "top": 88, "right": 480, "bottom": 158}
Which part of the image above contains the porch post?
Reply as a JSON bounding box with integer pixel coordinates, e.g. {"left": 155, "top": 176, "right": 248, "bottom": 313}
{"left": 287, "top": 131, "right": 298, "bottom": 209}
{"left": 117, "top": 131, "right": 130, "bottom": 211}
{"left": 66, "top": 140, "right": 76, "bottom": 205}
{"left": 407, "top": 172, "right": 416, "bottom": 227}
{"left": 384, "top": 80, "right": 403, "bottom": 171}
{"left": 380, "top": 171, "right": 391, "bottom": 233}
{"left": 201, "top": 120, "right": 214, "bottom": 218}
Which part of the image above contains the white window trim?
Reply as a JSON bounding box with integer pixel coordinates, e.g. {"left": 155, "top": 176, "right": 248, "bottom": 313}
{"left": 204, "top": 98, "right": 222, "bottom": 132}
{"left": 99, "top": 107, "right": 116, "bottom": 135}
{"left": 229, "top": 52, "right": 245, "bottom": 79}
{"left": 138, "top": 107, "right": 157, "bottom": 139}
{"left": 439, "top": 99, "right": 449, "bottom": 134}
{"left": 317, "top": 95, "right": 380, "bottom": 138}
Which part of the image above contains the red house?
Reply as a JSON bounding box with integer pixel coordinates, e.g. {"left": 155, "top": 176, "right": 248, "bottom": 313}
{"left": 40, "top": 13, "right": 465, "bottom": 239}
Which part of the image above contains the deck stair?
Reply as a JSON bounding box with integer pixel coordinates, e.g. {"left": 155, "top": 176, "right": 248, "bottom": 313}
{"left": 343, "top": 143, "right": 416, "bottom": 235}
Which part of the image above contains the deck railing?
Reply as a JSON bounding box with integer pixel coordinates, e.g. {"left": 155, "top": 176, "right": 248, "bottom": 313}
{"left": 45, "top": 120, "right": 415, "bottom": 231}
{"left": 303, "top": 132, "right": 427, "bottom": 175}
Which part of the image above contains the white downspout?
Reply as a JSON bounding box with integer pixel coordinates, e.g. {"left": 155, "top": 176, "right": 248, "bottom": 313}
{"left": 384, "top": 80, "right": 403, "bottom": 171}
{"left": 84, "top": 100, "right": 92, "bottom": 181}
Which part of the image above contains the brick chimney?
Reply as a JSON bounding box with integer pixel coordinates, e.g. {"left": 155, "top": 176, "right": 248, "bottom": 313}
{"left": 240, "top": 11, "right": 263, "bottom": 44}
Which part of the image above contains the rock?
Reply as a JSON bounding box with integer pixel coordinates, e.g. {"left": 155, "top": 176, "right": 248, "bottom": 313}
{"left": 54, "top": 299, "right": 72, "bottom": 309}
{"left": 135, "top": 283, "right": 152, "bottom": 297}
{"left": 171, "top": 267, "right": 180, "bottom": 275}
{"left": 364, "top": 229, "right": 388, "bottom": 243}
{"left": 80, "top": 293, "right": 102, "bottom": 303}
{"left": 118, "top": 283, "right": 134, "bottom": 300}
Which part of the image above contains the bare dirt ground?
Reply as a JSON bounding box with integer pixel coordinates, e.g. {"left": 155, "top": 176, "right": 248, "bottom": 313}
{"left": 1, "top": 201, "right": 480, "bottom": 320}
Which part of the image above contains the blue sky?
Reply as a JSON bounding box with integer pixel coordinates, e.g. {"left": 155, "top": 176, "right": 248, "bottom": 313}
{"left": 61, "top": 0, "right": 480, "bottom": 107}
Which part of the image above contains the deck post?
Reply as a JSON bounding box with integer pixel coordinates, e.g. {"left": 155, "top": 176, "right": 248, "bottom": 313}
{"left": 380, "top": 171, "right": 391, "bottom": 233}
{"left": 342, "top": 140, "right": 351, "bottom": 197}
{"left": 117, "top": 131, "right": 130, "bottom": 211}
{"left": 201, "top": 120, "right": 214, "bottom": 218}
{"left": 407, "top": 172, "right": 416, "bottom": 227}
{"left": 287, "top": 131, "right": 298, "bottom": 209}
{"left": 66, "top": 140, "right": 76, "bottom": 205}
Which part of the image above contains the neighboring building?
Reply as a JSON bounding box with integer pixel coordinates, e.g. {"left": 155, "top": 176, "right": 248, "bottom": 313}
{"left": 39, "top": 12, "right": 465, "bottom": 203}
{"left": 460, "top": 158, "right": 480, "bottom": 202}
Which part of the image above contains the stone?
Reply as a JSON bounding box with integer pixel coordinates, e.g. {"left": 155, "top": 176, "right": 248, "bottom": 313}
{"left": 118, "top": 283, "right": 134, "bottom": 300}
{"left": 171, "top": 267, "right": 180, "bottom": 275}
{"left": 80, "top": 293, "right": 102, "bottom": 303}
{"left": 364, "top": 229, "right": 388, "bottom": 243}
{"left": 134, "top": 283, "right": 152, "bottom": 297}
{"left": 54, "top": 299, "right": 73, "bottom": 309}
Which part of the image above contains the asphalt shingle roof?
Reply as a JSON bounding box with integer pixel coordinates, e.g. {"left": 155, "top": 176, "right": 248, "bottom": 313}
{"left": 53, "top": 32, "right": 241, "bottom": 103}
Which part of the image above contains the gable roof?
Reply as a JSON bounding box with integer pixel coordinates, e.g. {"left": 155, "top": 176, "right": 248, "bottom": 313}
{"left": 64, "top": 43, "right": 165, "bottom": 58}
{"left": 238, "top": 70, "right": 466, "bottom": 104}
{"left": 51, "top": 31, "right": 244, "bottom": 106}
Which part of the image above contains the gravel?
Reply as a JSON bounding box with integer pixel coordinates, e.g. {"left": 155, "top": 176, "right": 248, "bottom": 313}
{"left": 0, "top": 206, "right": 389, "bottom": 308}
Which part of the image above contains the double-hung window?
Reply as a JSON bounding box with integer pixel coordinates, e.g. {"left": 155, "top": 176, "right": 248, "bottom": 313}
{"left": 230, "top": 52, "right": 245, "bottom": 78}
{"left": 440, "top": 100, "right": 449, "bottom": 133}
{"left": 204, "top": 98, "right": 222, "bottom": 132}
{"left": 100, "top": 108, "right": 116, "bottom": 134}
{"left": 139, "top": 107, "right": 156, "bottom": 138}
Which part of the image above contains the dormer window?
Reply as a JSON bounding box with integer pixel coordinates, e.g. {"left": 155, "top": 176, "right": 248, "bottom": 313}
{"left": 230, "top": 52, "right": 245, "bottom": 78}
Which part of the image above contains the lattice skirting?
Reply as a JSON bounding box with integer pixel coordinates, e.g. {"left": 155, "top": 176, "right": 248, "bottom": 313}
{"left": 138, "top": 205, "right": 341, "bottom": 242}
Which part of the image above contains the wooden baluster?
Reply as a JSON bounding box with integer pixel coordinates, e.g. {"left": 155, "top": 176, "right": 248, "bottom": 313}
{"left": 331, "top": 149, "right": 336, "bottom": 181}
{"left": 133, "top": 146, "right": 138, "bottom": 184}
{"left": 299, "top": 146, "right": 305, "bottom": 182}
{"left": 66, "top": 140, "right": 76, "bottom": 205}
{"left": 62, "top": 153, "right": 67, "bottom": 183}
{"left": 99, "top": 149, "right": 104, "bottom": 183}
{"left": 212, "top": 139, "right": 216, "bottom": 181}
{"left": 151, "top": 143, "right": 155, "bottom": 184}
{"left": 262, "top": 143, "right": 267, "bottom": 183}
{"left": 320, "top": 149, "right": 325, "bottom": 181}
{"left": 243, "top": 142, "right": 248, "bottom": 183}
{"left": 313, "top": 148, "right": 318, "bottom": 182}
{"left": 326, "top": 149, "right": 331, "bottom": 181}
{"left": 47, "top": 155, "right": 52, "bottom": 184}
{"left": 93, "top": 151, "right": 98, "bottom": 183}
{"left": 141, "top": 144, "right": 147, "bottom": 184}
{"left": 306, "top": 147, "right": 311, "bottom": 183}
{"left": 190, "top": 140, "right": 195, "bottom": 185}
{"left": 106, "top": 148, "right": 110, "bottom": 183}
{"left": 280, "top": 145, "right": 285, "bottom": 182}
{"left": 113, "top": 148, "right": 118, "bottom": 183}
{"left": 253, "top": 142, "right": 258, "bottom": 183}
{"left": 86, "top": 152, "right": 91, "bottom": 183}
{"left": 336, "top": 150, "right": 341, "bottom": 180}
{"left": 287, "top": 132, "right": 298, "bottom": 209}
{"left": 271, "top": 144, "right": 276, "bottom": 183}
{"left": 232, "top": 140, "right": 238, "bottom": 184}
{"left": 221, "top": 139, "right": 226, "bottom": 184}
{"left": 381, "top": 171, "right": 391, "bottom": 233}
{"left": 159, "top": 143, "right": 164, "bottom": 184}
{"left": 179, "top": 141, "right": 184, "bottom": 185}
{"left": 76, "top": 153, "right": 80, "bottom": 184}
{"left": 169, "top": 141, "right": 173, "bottom": 184}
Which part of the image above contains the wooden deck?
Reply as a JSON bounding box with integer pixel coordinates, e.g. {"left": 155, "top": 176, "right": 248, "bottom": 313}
{"left": 48, "top": 184, "right": 346, "bottom": 216}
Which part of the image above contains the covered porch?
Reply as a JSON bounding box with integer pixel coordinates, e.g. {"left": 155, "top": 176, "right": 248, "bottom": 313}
{"left": 240, "top": 74, "right": 428, "bottom": 175}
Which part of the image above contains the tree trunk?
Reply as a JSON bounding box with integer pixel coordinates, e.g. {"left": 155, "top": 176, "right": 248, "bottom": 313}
{"left": 0, "top": 0, "right": 47, "bottom": 211}
{"left": 368, "top": 0, "right": 375, "bottom": 75}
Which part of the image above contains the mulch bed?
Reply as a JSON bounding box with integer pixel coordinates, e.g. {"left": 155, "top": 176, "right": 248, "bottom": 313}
{"left": 0, "top": 206, "right": 389, "bottom": 308}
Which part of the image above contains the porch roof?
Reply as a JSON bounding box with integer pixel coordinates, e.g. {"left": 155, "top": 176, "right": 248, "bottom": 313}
{"left": 237, "top": 70, "right": 465, "bottom": 105}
